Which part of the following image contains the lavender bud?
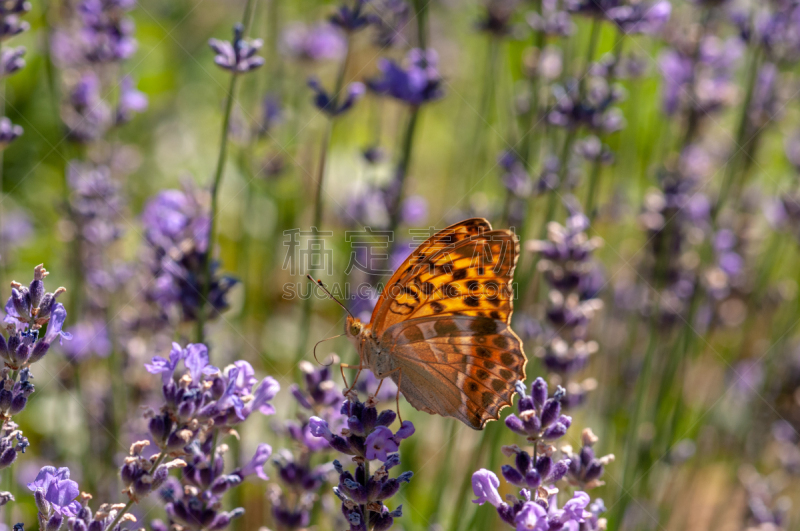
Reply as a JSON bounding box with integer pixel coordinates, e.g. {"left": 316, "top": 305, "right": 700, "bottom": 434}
{"left": 516, "top": 451, "right": 532, "bottom": 474}
{"left": 34, "top": 488, "right": 49, "bottom": 514}
{"left": 501, "top": 464, "right": 525, "bottom": 486}
{"left": 505, "top": 414, "right": 526, "bottom": 435}
{"left": 10, "top": 343, "right": 29, "bottom": 366}
{"left": 540, "top": 399, "right": 561, "bottom": 428}
{"left": 28, "top": 342, "right": 49, "bottom": 364}
{"left": 542, "top": 422, "right": 568, "bottom": 440}
{"left": 148, "top": 414, "right": 171, "bottom": 443}
{"left": 376, "top": 410, "right": 396, "bottom": 427}
{"left": 583, "top": 461, "right": 604, "bottom": 482}
{"left": 525, "top": 469, "right": 542, "bottom": 489}
{"left": 45, "top": 512, "right": 63, "bottom": 531}
{"left": 9, "top": 394, "right": 26, "bottom": 415}
{"left": 10, "top": 288, "right": 28, "bottom": 318}
{"left": 0, "top": 335, "right": 7, "bottom": 356}
{"left": 86, "top": 521, "right": 102, "bottom": 531}
{"left": 0, "top": 389, "right": 12, "bottom": 412}
{"left": 531, "top": 377, "right": 548, "bottom": 408}
{"left": 70, "top": 520, "right": 87, "bottom": 531}
{"left": 549, "top": 459, "right": 570, "bottom": 482}
{"left": 535, "top": 456, "right": 552, "bottom": 478}
{"left": 0, "top": 492, "right": 13, "bottom": 507}
{"left": 120, "top": 462, "right": 137, "bottom": 485}
{"left": 28, "top": 279, "right": 43, "bottom": 308}
{"left": 361, "top": 406, "right": 377, "bottom": 433}
{"left": 6, "top": 335, "right": 19, "bottom": 353}
{"left": 347, "top": 415, "right": 365, "bottom": 436}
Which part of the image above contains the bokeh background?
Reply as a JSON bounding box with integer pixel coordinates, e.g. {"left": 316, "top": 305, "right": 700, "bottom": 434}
{"left": 1, "top": 0, "right": 799, "bottom": 529}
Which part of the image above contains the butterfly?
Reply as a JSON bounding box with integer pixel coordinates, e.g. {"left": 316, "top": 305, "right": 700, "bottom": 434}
{"left": 314, "top": 218, "right": 527, "bottom": 430}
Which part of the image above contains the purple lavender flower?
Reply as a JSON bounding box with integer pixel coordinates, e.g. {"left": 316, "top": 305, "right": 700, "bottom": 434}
{"left": 0, "top": 421, "right": 28, "bottom": 470}
{"left": 330, "top": 0, "right": 372, "bottom": 32}
{"left": 548, "top": 77, "right": 625, "bottom": 133}
{"left": 471, "top": 465, "right": 595, "bottom": 530}
{"left": 370, "top": 0, "right": 410, "bottom": 47}
{"left": 476, "top": 0, "right": 519, "bottom": 36}
{"left": 61, "top": 319, "right": 111, "bottom": 361}
{"left": 0, "top": 116, "right": 22, "bottom": 148}
{"left": 2, "top": 264, "right": 72, "bottom": 370}
{"left": 368, "top": 48, "right": 444, "bottom": 106}
{"left": 307, "top": 78, "right": 366, "bottom": 116}
{"left": 280, "top": 22, "right": 346, "bottom": 62}
{"left": 566, "top": 0, "right": 621, "bottom": 18}
{"left": 1, "top": 46, "right": 24, "bottom": 75}
{"left": 27, "top": 466, "right": 81, "bottom": 517}
{"left": 209, "top": 24, "right": 265, "bottom": 73}
{"left": 142, "top": 184, "right": 237, "bottom": 323}
{"left": 607, "top": 1, "right": 671, "bottom": 35}
{"left": 563, "top": 428, "right": 615, "bottom": 489}
{"left": 116, "top": 75, "right": 148, "bottom": 124}
{"left": 471, "top": 469, "right": 503, "bottom": 506}
{"left": 526, "top": 1, "right": 574, "bottom": 37}
{"left": 310, "top": 395, "right": 412, "bottom": 530}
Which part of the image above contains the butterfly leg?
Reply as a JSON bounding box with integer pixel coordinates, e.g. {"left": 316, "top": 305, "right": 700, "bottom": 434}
{"left": 373, "top": 367, "right": 404, "bottom": 423}
{"left": 340, "top": 362, "right": 363, "bottom": 398}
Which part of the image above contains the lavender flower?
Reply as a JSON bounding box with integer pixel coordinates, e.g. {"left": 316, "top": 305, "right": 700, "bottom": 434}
{"left": 3, "top": 264, "right": 72, "bottom": 369}
{"left": 61, "top": 319, "right": 112, "bottom": 361}
{"left": 0, "top": 421, "right": 28, "bottom": 470}
{"left": 142, "top": 184, "right": 237, "bottom": 323}
{"left": 0, "top": 116, "right": 22, "bottom": 149}
{"left": 330, "top": 0, "right": 373, "bottom": 32}
{"left": 307, "top": 78, "right": 366, "bottom": 116}
{"left": 607, "top": 1, "right": 671, "bottom": 35}
{"left": 144, "top": 343, "right": 279, "bottom": 447}
{"left": 563, "top": 428, "right": 614, "bottom": 489}
{"left": 310, "top": 395, "right": 413, "bottom": 530}
{"left": 526, "top": 201, "right": 604, "bottom": 403}
{"left": 526, "top": 1, "right": 574, "bottom": 37}
{"left": 209, "top": 24, "right": 265, "bottom": 73}
{"left": 27, "top": 466, "right": 81, "bottom": 518}
{"left": 116, "top": 75, "right": 148, "bottom": 124}
{"left": 280, "top": 22, "right": 346, "bottom": 62}
{"left": 368, "top": 48, "right": 444, "bottom": 106}
{"left": 548, "top": 77, "right": 625, "bottom": 133}
{"left": 370, "top": 0, "right": 410, "bottom": 47}
{"left": 476, "top": 0, "right": 519, "bottom": 36}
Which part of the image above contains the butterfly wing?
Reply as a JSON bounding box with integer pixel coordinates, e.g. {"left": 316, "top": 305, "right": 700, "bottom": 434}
{"left": 379, "top": 316, "right": 526, "bottom": 429}
{"left": 371, "top": 226, "right": 519, "bottom": 333}
{"left": 370, "top": 218, "right": 492, "bottom": 330}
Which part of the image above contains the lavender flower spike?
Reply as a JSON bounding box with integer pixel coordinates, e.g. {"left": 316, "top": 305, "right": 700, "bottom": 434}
{"left": 209, "top": 24, "right": 265, "bottom": 73}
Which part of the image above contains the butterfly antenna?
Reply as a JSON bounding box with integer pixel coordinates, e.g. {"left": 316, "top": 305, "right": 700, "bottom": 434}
{"left": 313, "top": 334, "right": 343, "bottom": 366}
{"left": 307, "top": 274, "right": 355, "bottom": 319}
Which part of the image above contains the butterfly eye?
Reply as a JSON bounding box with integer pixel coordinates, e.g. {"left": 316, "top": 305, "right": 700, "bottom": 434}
{"left": 350, "top": 324, "right": 360, "bottom": 336}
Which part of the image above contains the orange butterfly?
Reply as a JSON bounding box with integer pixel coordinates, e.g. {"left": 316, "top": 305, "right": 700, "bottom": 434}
{"left": 316, "top": 218, "right": 527, "bottom": 430}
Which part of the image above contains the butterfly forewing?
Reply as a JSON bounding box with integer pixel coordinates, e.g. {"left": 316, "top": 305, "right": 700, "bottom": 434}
{"left": 380, "top": 316, "right": 526, "bottom": 429}
{"left": 372, "top": 229, "right": 519, "bottom": 332}
{"left": 371, "top": 218, "right": 493, "bottom": 331}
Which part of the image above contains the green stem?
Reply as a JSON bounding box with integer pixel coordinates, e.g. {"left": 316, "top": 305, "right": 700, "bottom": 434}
{"left": 612, "top": 316, "right": 659, "bottom": 527}
{"left": 387, "top": 107, "right": 420, "bottom": 238}
{"left": 362, "top": 460, "right": 370, "bottom": 530}
{"left": 294, "top": 35, "right": 352, "bottom": 365}
{"left": 196, "top": 0, "right": 258, "bottom": 344}
{"left": 105, "top": 499, "right": 135, "bottom": 531}
{"left": 714, "top": 47, "right": 761, "bottom": 221}
{"left": 197, "top": 70, "right": 240, "bottom": 344}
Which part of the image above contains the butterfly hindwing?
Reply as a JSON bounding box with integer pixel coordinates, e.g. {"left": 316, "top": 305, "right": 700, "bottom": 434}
{"left": 380, "top": 316, "right": 527, "bottom": 429}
